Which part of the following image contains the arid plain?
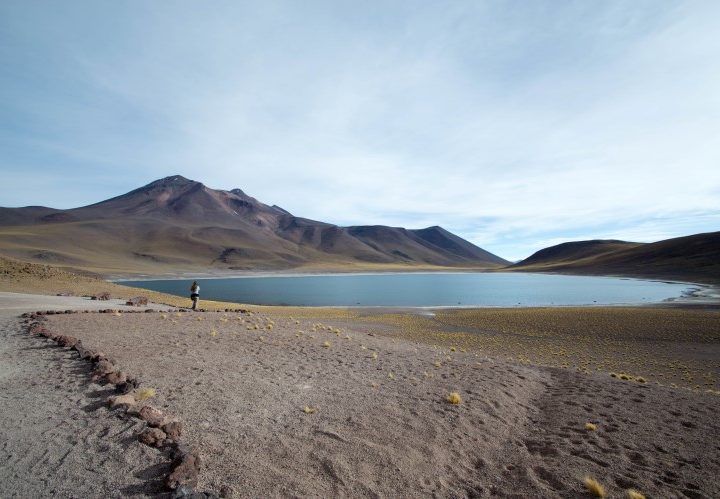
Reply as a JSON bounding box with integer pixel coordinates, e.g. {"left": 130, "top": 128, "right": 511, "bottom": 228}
{"left": 1, "top": 256, "right": 719, "bottom": 498}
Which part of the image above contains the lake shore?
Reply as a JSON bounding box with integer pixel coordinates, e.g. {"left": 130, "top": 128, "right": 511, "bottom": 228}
{"left": 1, "top": 290, "right": 719, "bottom": 497}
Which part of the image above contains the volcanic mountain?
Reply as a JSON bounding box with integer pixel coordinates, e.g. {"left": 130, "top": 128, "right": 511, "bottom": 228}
{"left": 510, "top": 232, "right": 720, "bottom": 283}
{"left": 0, "top": 176, "right": 509, "bottom": 276}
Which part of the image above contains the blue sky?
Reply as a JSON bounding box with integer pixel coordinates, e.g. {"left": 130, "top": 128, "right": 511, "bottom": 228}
{"left": 1, "top": 1, "right": 719, "bottom": 261}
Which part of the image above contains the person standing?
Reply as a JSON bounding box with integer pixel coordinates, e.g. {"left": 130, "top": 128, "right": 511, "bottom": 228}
{"left": 190, "top": 281, "right": 200, "bottom": 310}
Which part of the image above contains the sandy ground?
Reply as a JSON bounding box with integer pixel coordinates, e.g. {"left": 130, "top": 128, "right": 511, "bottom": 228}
{"left": 36, "top": 308, "right": 720, "bottom": 498}
{"left": 0, "top": 293, "right": 180, "bottom": 498}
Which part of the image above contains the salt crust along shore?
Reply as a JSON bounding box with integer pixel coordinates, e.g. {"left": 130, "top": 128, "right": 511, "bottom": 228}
{"left": 31, "top": 304, "right": 720, "bottom": 498}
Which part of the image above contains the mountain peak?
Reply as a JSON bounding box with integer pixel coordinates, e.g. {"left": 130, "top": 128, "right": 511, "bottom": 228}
{"left": 142, "top": 175, "right": 198, "bottom": 190}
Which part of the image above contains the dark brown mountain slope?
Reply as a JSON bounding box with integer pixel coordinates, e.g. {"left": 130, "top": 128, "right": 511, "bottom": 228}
{"left": 0, "top": 175, "right": 508, "bottom": 276}
{"left": 510, "top": 232, "right": 720, "bottom": 283}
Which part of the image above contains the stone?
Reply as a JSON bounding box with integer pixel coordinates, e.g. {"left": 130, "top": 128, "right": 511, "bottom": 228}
{"left": 126, "top": 296, "right": 149, "bottom": 306}
{"left": 93, "top": 359, "right": 115, "bottom": 376}
{"left": 115, "top": 377, "right": 140, "bottom": 394}
{"left": 166, "top": 449, "right": 201, "bottom": 490}
{"left": 90, "top": 351, "right": 107, "bottom": 362}
{"left": 75, "top": 343, "right": 93, "bottom": 359}
{"left": 171, "top": 486, "right": 217, "bottom": 499}
{"left": 139, "top": 406, "right": 165, "bottom": 427}
{"left": 56, "top": 335, "right": 79, "bottom": 348}
{"left": 162, "top": 421, "right": 183, "bottom": 441}
{"left": 108, "top": 393, "right": 136, "bottom": 408}
{"left": 138, "top": 427, "right": 167, "bottom": 447}
{"left": 105, "top": 371, "right": 128, "bottom": 385}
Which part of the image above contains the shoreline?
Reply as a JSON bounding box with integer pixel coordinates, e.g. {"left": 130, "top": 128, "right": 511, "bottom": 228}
{"left": 112, "top": 272, "right": 720, "bottom": 310}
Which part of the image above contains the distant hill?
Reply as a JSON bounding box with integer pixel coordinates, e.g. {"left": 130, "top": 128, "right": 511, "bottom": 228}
{"left": 0, "top": 175, "right": 508, "bottom": 276}
{"left": 510, "top": 232, "right": 720, "bottom": 283}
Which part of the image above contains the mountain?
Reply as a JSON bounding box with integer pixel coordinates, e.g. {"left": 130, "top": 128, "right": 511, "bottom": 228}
{"left": 510, "top": 232, "right": 720, "bottom": 283}
{"left": 0, "top": 175, "right": 508, "bottom": 276}
{"left": 514, "top": 240, "right": 642, "bottom": 267}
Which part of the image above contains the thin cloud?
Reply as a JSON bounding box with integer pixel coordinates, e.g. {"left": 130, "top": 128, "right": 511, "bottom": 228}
{"left": 0, "top": 1, "right": 718, "bottom": 261}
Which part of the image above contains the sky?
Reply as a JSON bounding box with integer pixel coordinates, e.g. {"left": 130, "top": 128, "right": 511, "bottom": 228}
{"left": 1, "top": 1, "right": 719, "bottom": 261}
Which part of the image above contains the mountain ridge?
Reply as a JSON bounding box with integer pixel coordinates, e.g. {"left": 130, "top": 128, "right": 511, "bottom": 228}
{"left": 0, "top": 175, "right": 509, "bottom": 276}
{"left": 510, "top": 232, "right": 720, "bottom": 283}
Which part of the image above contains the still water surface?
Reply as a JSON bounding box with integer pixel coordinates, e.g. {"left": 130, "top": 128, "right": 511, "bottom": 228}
{"left": 121, "top": 272, "right": 692, "bottom": 307}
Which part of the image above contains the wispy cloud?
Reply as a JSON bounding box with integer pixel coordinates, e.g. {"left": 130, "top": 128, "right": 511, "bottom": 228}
{"left": 1, "top": 1, "right": 718, "bottom": 260}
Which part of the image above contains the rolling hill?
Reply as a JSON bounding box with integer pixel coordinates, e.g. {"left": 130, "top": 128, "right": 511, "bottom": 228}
{"left": 510, "top": 232, "right": 720, "bottom": 283}
{"left": 0, "top": 175, "right": 508, "bottom": 276}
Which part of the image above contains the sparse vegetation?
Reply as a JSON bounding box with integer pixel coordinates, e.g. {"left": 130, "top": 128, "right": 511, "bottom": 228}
{"left": 136, "top": 387, "right": 157, "bottom": 401}
{"left": 447, "top": 392, "right": 462, "bottom": 404}
{"left": 585, "top": 422, "right": 597, "bottom": 431}
{"left": 584, "top": 477, "right": 606, "bottom": 498}
{"left": 626, "top": 489, "right": 645, "bottom": 499}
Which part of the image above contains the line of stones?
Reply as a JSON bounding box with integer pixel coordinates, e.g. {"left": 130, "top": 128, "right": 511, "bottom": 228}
{"left": 18, "top": 308, "right": 245, "bottom": 499}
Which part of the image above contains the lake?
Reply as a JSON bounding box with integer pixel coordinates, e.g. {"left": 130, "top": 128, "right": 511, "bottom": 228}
{"left": 120, "top": 272, "right": 694, "bottom": 307}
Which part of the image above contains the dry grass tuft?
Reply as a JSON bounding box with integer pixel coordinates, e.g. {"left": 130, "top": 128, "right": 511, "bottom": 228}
{"left": 303, "top": 406, "right": 316, "bottom": 414}
{"left": 371, "top": 352, "right": 378, "bottom": 360}
{"left": 584, "top": 477, "right": 606, "bottom": 498}
{"left": 210, "top": 329, "right": 218, "bottom": 337}
{"left": 447, "top": 392, "right": 462, "bottom": 404}
{"left": 136, "top": 387, "right": 157, "bottom": 401}
{"left": 585, "top": 422, "right": 597, "bottom": 431}
{"left": 323, "top": 341, "right": 331, "bottom": 348}
{"left": 626, "top": 489, "right": 645, "bottom": 499}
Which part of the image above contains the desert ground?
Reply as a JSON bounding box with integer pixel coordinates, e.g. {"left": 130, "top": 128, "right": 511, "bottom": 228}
{"left": 1, "top": 258, "right": 719, "bottom": 498}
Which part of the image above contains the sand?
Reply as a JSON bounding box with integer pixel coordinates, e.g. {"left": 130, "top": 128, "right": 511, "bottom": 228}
{"left": 0, "top": 293, "right": 174, "bottom": 498}
{"left": 28, "top": 306, "right": 720, "bottom": 498}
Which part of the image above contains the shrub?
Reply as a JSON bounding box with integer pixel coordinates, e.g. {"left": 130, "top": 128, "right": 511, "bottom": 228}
{"left": 584, "top": 477, "right": 606, "bottom": 498}
{"left": 447, "top": 392, "right": 462, "bottom": 404}
{"left": 136, "top": 387, "right": 157, "bottom": 401}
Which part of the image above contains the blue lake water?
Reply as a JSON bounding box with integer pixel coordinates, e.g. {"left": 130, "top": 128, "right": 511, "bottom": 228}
{"left": 120, "top": 272, "right": 694, "bottom": 307}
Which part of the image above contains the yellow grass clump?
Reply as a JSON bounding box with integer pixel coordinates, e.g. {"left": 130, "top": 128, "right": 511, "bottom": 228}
{"left": 323, "top": 341, "right": 331, "bottom": 348}
{"left": 136, "top": 387, "right": 157, "bottom": 401}
{"left": 447, "top": 392, "right": 462, "bottom": 404}
{"left": 371, "top": 352, "right": 378, "bottom": 360}
{"left": 585, "top": 422, "right": 597, "bottom": 431}
{"left": 584, "top": 477, "right": 606, "bottom": 498}
{"left": 626, "top": 490, "right": 645, "bottom": 499}
{"left": 303, "top": 406, "right": 316, "bottom": 414}
{"left": 210, "top": 329, "right": 218, "bottom": 337}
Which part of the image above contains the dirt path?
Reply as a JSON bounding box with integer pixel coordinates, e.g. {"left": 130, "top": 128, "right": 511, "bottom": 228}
{"left": 0, "top": 293, "right": 172, "bottom": 498}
